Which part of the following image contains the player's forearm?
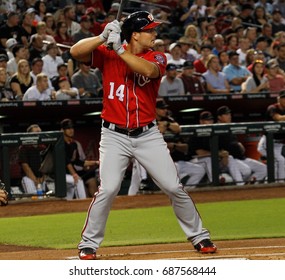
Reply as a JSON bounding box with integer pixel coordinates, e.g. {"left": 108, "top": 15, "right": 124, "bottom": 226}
{"left": 70, "top": 36, "right": 103, "bottom": 62}
{"left": 119, "top": 51, "right": 160, "bottom": 79}
{"left": 21, "top": 163, "right": 37, "bottom": 183}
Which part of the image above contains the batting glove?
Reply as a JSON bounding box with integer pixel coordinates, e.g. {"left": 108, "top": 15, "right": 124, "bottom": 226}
{"left": 99, "top": 20, "right": 121, "bottom": 42}
{"left": 107, "top": 31, "right": 125, "bottom": 55}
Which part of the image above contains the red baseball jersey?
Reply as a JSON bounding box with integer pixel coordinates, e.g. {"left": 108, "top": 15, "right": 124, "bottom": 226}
{"left": 91, "top": 45, "right": 167, "bottom": 128}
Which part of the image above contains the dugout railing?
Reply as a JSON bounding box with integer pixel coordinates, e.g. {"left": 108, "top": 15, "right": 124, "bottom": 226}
{"left": 0, "top": 131, "right": 66, "bottom": 198}
{"left": 179, "top": 121, "right": 285, "bottom": 186}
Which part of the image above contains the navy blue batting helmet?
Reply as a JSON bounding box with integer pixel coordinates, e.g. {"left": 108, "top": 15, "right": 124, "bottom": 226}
{"left": 121, "top": 11, "right": 161, "bottom": 42}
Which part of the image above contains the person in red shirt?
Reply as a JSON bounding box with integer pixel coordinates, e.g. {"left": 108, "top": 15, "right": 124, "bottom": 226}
{"left": 71, "top": 10, "right": 217, "bottom": 260}
{"left": 193, "top": 44, "right": 213, "bottom": 74}
{"left": 265, "top": 59, "right": 285, "bottom": 93}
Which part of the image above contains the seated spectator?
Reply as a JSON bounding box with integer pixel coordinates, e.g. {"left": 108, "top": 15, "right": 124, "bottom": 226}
{"left": 61, "top": 118, "right": 98, "bottom": 198}
{"left": 177, "top": 60, "right": 206, "bottom": 94}
{"left": 167, "top": 42, "right": 186, "bottom": 69}
{"left": 73, "top": 15, "right": 94, "bottom": 43}
{"left": 183, "top": 24, "right": 202, "bottom": 52}
{"left": 42, "top": 43, "right": 64, "bottom": 79}
{"left": 177, "top": 36, "right": 198, "bottom": 62}
{"left": 0, "top": 67, "right": 14, "bottom": 101}
{"left": 55, "top": 76, "right": 79, "bottom": 100}
{"left": 158, "top": 64, "right": 185, "bottom": 96}
{"left": 276, "top": 43, "right": 285, "bottom": 72}
{"left": 34, "top": 0, "right": 48, "bottom": 23}
{"left": 5, "top": 38, "right": 17, "bottom": 60}
{"left": 23, "top": 73, "right": 53, "bottom": 100}
{"left": 202, "top": 54, "right": 231, "bottom": 94}
{"left": 265, "top": 59, "right": 285, "bottom": 93}
{"left": 20, "top": 10, "right": 37, "bottom": 47}
{"left": 218, "top": 50, "right": 229, "bottom": 70}
{"left": 241, "top": 59, "right": 269, "bottom": 93}
{"left": 29, "top": 34, "right": 45, "bottom": 62}
{"left": 270, "top": 8, "right": 285, "bottom": 36}
{"left": 252, "top": 6, "right": 269, "bottom": 33}
{"left": 31, "top": 21, "right": 56, "bottom": 47}
{"left": 222, "top": 51, "right": 251, "bottom": 93}
{"left": 7, "top": 44, "right": 28, "bottom": 77}
{"left": 10, "top": 59, "right": 33, "bottom": 100}
{"left": 212, "top": 34, "right": 225, "bottom": 56}
{"left": 0, "top": 11, "right": 23, "bottom": 49}
{"left": 254, "top": 36, "right": 272, "bottom": 61}
{"left": 51, "top": 63, "right": 71, "bottom": 91}
{"left": 18, "top": 124, "right": 49, "bottom": 194}
{"left": 71, "top": 62, "right": 102, "bottom": 98}
{"left": 225, "top": 33, "right": 239, "bottom": 52}
{"left": 63, "top": 5, "right": 81, "bottom": 37}
{"left": 53, "top": 21, "right": 74, "bottom": 52}
{"left": 193, "top": 44, "right": 213, "bottom": 74}
{"left": 236, "top": 37, "right": 251, "bottom": 67}
{"left": 42, "top": 13, "right": 56, "bottom": 37}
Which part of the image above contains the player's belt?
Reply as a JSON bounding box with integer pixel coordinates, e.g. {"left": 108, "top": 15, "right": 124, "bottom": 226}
{"left": 103, "top": 121, "right": 155, "bottom": 137}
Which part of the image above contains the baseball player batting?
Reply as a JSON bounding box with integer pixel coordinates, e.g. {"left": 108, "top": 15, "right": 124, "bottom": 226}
{"left": 70, "top": 11, "right": 217, "bottom": 260}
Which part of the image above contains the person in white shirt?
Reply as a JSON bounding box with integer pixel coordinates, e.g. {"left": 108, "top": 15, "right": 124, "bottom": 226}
{"left": 23, "top": 73, "right": 52, "bottom": 100}
{"left": 167, "top": 43, "right": 186, "bottom": 69}
{"left": 42, "top": 43, "right": 64, "bottom": 79}
{"left": 56, "top": 76, "right": 79, "bottom": 100}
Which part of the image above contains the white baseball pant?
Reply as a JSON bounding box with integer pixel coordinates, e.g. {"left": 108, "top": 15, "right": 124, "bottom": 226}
{"left": 78, "top": 126, "right": 212, "bottom": 252}
{"left": 66, "top": 174, "right": 87, "bottom": 200}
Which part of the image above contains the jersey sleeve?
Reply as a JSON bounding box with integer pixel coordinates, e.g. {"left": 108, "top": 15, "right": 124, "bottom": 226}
{"left": 150, "top": 51, "right": 167, "bottom": 77}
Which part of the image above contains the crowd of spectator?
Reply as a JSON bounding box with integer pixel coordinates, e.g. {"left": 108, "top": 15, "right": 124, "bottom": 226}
{"left": 0, "top": 0, "right": 285, "bottom": 102}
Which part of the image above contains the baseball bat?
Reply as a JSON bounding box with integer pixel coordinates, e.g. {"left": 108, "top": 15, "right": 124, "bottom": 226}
{"left": 43, "top": 40, "right": 72, "bottom": 49}
{"left": 107, "top": 0, "right": 128, "bottom": 50}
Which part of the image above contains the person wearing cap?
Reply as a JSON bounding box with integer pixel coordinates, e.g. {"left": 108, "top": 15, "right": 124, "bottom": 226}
{"left": 23, "top": 73, "right": 53, "bottom": 100}
{"left": 202, "top": 54, "right": 231, "bottom": 94}
{"left": 265, "top": 59, "right": 285, "bottom": 92}
{"left": 0, "top": 11, "right": 23, "bottom": 49}
{"left": 60, "top": 118, "right": 98, "bottom": 199}
{"left": 222, "top": 50, "right": 251, "bottom": 92}
{"left": 0, "top": 53, "right": 9, "bottom": 70}
{"left": 71, "top": 61, "right": 102, "bottom": 97}
{"left": 238, "top": 3, "right": 254, "bottom": 25}
{"left": 73, "top": 15, "right": 94, "bottom": 43}
{"left": 177, "top": 36, "right": 198, "bottom": 62}
{"left": 20, "top": 10, "right": 37, "bottom": 47}
{"left": 55, "top": 76, "right": 79, "bottom": 100}
{"left": 42, "top": 43, "right": 64, "bottom": 79}
{"left": 18, "top": 124, "right": 50, "bottom": 194}
{"left": 158, "top": 63, "right": 185, "bottom": 96}
{"left": 167, "top": 42, "right": 186, "bottom": 69}
{"left": 241, "top": 59, "right": 269, "bottom": 93}
{"left": 71, "top": 11, "right": 217, "bottom": 259}
{"left": 177, "top": 60, "right": 206, "bottom": 94}
{"left": 188, "top": 110, "right": 245, "bottom": 185}
{"left": 193, "top": 44, "right": 213, "bottom": 74}
{"left": 5, "top": 38, "right": 17, "bottom": 60}
{"left": 270, "top": 8, "right": 285, "bottom": 36}
{"left": 217, "top": 106, "right": 267, "bottom": 183}
{"left": 85, "top": 7, "right": 103, "bottom": 36}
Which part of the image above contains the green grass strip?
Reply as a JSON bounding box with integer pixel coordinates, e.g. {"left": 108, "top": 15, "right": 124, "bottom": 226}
{"left": 0, "top": 198, "right": 284, "bottom": 249}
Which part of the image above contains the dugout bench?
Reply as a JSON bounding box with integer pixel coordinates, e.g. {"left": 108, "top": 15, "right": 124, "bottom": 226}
{"left": 180, "top": 121, "right": 285, "bottom": 185}
{"left": 0, "top": 131, "right": 66, "bottom": 197}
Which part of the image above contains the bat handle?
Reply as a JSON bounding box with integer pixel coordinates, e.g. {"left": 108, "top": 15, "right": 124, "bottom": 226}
{"left": 107, "top": 42, "right": 113, "bottom": 50}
